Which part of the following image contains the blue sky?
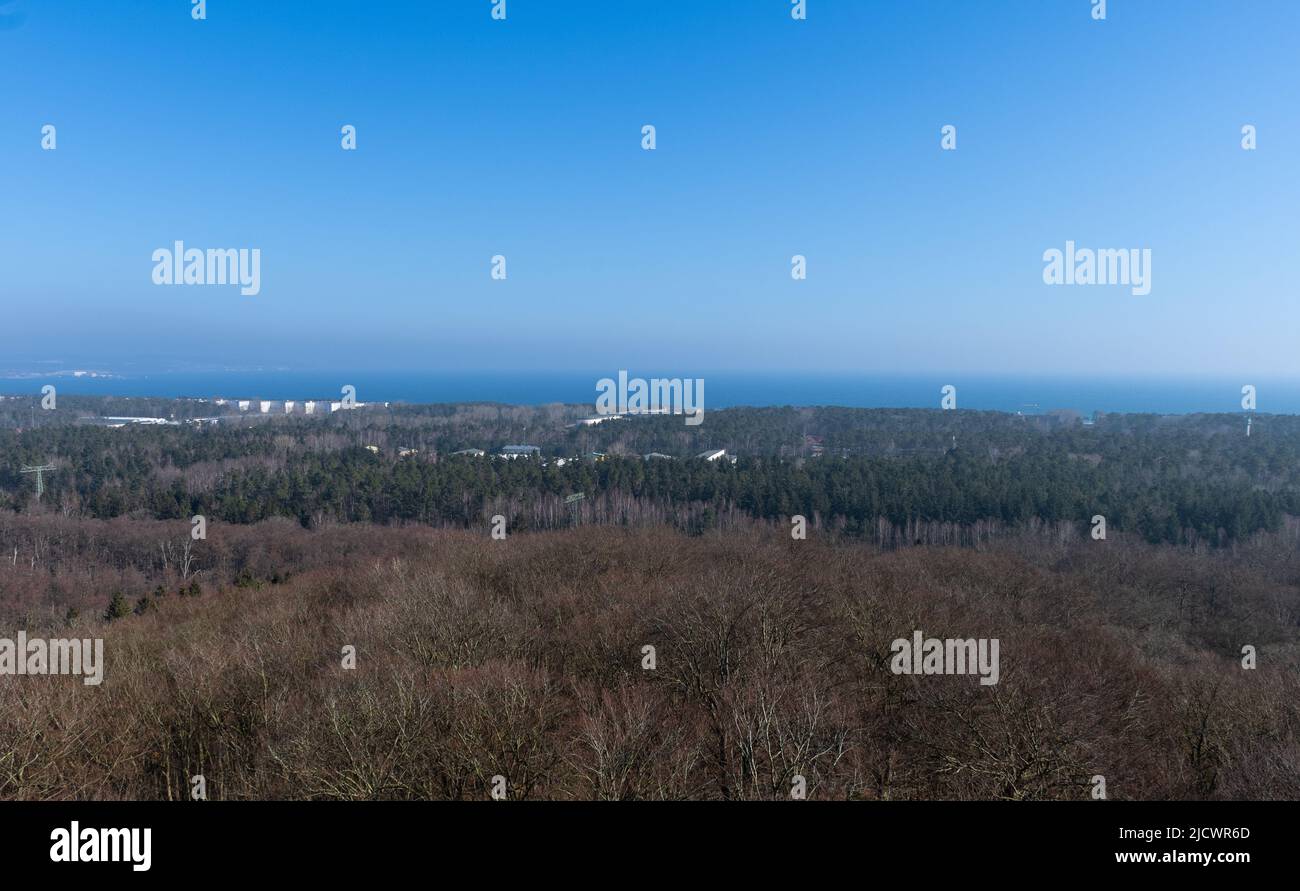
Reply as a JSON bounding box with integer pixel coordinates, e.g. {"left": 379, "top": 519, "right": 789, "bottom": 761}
{"left": 0, "top": 0, "right": 1296, "bottom": 376}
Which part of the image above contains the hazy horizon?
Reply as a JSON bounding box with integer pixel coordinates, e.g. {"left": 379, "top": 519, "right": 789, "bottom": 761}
{"left": 3, "top": 367, "right": 1297, "bottom": 416}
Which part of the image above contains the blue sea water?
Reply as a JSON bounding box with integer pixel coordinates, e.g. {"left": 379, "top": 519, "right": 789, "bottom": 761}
{"left": 2, "top": 371, "right": 1297, "bottom": 416}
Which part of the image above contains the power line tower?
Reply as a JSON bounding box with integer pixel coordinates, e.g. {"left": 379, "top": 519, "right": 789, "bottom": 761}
{"left": 20, "top": 463, "right": 55, "bottom": 500}
{"left": 565, "top": 491, "right": 586, "bottom": 527}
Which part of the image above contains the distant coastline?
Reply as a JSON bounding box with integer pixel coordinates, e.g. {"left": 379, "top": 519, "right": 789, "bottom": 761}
{"left": 1, "top": 370, "right": 1297, "bottom": 416}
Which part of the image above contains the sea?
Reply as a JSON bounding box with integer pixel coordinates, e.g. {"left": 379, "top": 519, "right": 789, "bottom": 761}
{"left": 2, "top": 371, "right": 1296, "bottom": 416}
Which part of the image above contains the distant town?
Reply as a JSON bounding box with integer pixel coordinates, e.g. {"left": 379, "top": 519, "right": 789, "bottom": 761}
{"left": 0, "top": 393, "right": 739, "bottom": 466}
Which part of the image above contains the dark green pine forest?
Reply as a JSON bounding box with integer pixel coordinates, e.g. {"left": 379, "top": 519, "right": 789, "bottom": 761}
{"left": 0, "top": 397, "right": 1290, "bottom": 546}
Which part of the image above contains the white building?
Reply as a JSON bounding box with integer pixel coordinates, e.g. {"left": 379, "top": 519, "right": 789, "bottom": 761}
{"left": 697, "top": 449, "right": 727, "bottom": 462}
{"left": 259, "top": 401, "right": 272, "bottom": 414}
{"left": 284, "top": 401, "right": 295, "bottom": 414}
{"left": 304, "top": 401, "right": 317, "bottom": 414}
{"left": 105, "top": 417, "right": 176, "bottom": 426}
{"left": 571, "top": 415, "right": 623, "bottom": 427}
{"left": 238, "top": 401, "right": 250, "bottom": 411}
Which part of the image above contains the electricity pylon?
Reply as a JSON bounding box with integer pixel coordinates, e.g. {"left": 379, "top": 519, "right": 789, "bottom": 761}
{"left": 20, "top": 463, "right": 55, "bottom": 500}
{"left": 565, "top": 491, "right": 585, "bottom": 527}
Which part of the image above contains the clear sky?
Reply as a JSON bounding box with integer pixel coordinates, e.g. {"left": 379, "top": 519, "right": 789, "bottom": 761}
{"left": 1, "top": 0, "right": 1296, "bottom": 376}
